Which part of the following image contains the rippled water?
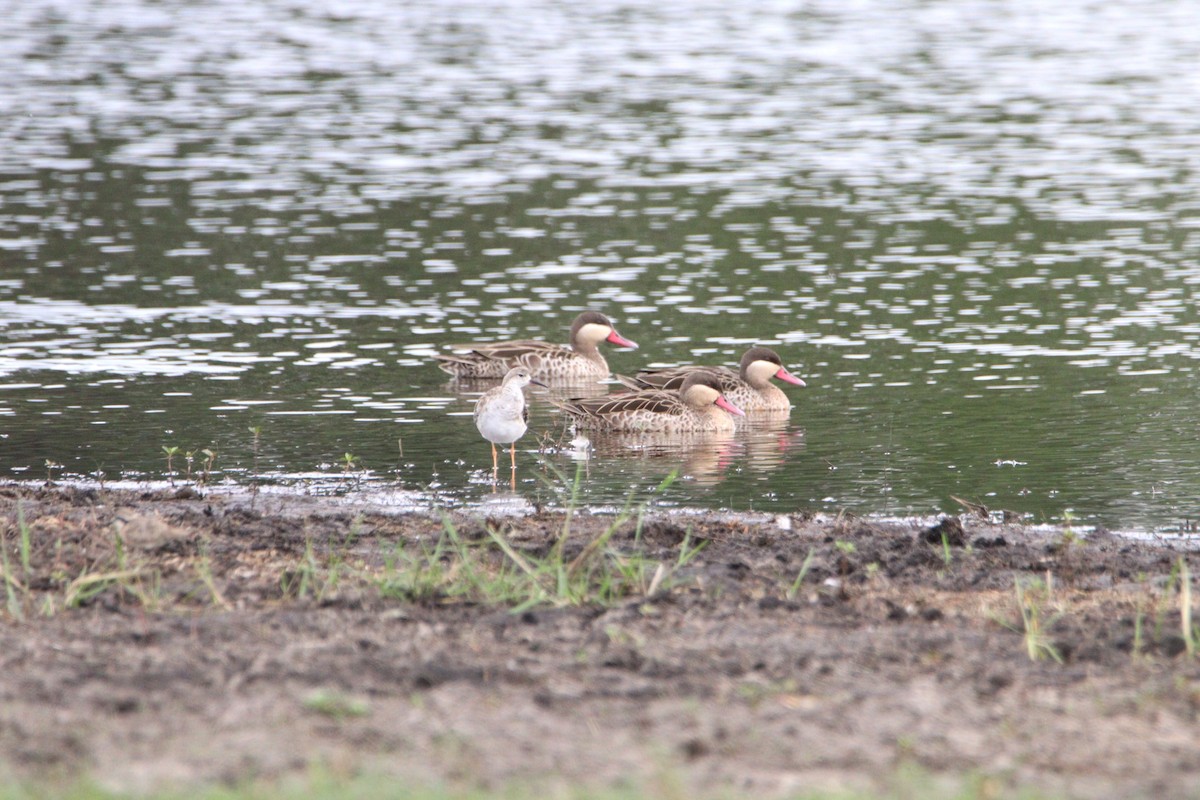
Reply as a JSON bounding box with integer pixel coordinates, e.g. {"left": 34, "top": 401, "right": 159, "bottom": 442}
{"left": 3, "top": 0, "right": 1200, "bottom": 529}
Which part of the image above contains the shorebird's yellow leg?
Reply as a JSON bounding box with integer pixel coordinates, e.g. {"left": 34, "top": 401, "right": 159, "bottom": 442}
{"left": 491, "top": 443, "right": 499, "bottom": 472}
{"left": 510, "top": 443, "right": 517, "bottom": 470}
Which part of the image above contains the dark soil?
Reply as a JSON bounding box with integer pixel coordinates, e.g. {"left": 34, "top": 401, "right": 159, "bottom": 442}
{"left": 2, "top": 484, "right": 1200, "bottom": 798}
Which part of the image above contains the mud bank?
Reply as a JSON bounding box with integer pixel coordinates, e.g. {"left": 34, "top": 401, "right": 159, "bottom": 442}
{"left": 1, "top": 484, "right": 1199, "bottom": 798}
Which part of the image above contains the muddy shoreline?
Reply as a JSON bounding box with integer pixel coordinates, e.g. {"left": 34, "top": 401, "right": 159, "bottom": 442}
{"left": 2, "top": 483, "right": 1199, "bottom": 798}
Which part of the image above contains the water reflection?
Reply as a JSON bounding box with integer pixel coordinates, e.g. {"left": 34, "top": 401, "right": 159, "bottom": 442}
{"left": 736, "top": 415, "right": 807, "bottom": 476}
{"left": 568, "top": 431, "right": 739, "bottom": 487}
{"left": 560, "top": 415, "right": 805, "bottom": 489}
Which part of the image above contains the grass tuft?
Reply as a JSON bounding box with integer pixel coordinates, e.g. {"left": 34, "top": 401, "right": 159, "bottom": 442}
{"left": 373, "top": 465, "right": 693, "bottom": 611}
{"left": 1012, "top": 574, "right": 1063, "bottom": 663}
{"left": 302, "top": 690, "right": 369, "bottom": 720}
{"left": 1, "top": 468, "right": 693, "bottom": 620}
{"left": 1180, "top": 557, "right": 1197, "bottom": 659}
{"left": 786, "top": 547, "right": 816, "bottom": 601}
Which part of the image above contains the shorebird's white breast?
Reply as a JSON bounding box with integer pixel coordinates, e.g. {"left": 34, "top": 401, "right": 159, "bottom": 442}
{"left": 474, "top": 387, "right": 528, "bottom": 444}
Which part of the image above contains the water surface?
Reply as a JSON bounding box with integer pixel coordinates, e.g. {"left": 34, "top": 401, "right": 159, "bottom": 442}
{"left": 3, "top": 0, "right": 1200, "bottom": 530}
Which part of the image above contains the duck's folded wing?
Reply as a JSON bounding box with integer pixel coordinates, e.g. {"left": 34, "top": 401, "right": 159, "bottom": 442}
{"left": 566, "top": 389, "right": 683, "bottom": 417}
{"left": 633, "top": 366, "right": 735, "bottom": 392}
{"left": 626, "top": 368, "right": 684, "bottom": 390}
{"left": 458, "top": 340, "right": 555, "bottom": 358}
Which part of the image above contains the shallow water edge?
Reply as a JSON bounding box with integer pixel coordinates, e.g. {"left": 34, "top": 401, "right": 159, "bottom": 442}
{"left": 13, "top": 478, "right": 1200, "bottom": 547}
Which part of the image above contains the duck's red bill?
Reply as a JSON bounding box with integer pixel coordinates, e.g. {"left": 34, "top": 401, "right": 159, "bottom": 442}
{"left": 606, "top": 330, "right": 639, "bottom": 349}
{"left": 715, "top": 396, "right": 745, "bottom": 416}
{"left": 775, "top": 367, "right": 806, "bottom": 387}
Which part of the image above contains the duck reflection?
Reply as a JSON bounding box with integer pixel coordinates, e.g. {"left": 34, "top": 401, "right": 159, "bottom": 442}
{"left": 558, "top": 414, "right": 804, "bottom": 488}
{"left": 736, "top": 413, "right": 806, "bottom": 474}
{"left": 566, "top": 430, "right": 738, "bottom": 486}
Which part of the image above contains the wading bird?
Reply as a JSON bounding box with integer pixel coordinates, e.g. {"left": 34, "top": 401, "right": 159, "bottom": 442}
{"left": 474, "top": 367, "right": 547, "bottom": 473}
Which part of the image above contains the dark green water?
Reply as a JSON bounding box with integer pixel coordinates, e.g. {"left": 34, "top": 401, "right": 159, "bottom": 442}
{"left": 3, "top": 1, "right": 1200, "bottom": 530}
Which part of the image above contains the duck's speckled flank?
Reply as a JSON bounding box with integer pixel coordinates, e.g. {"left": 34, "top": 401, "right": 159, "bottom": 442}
{"left": 554, "top": 372, "right": 744, "bottom": 434}
{"left": 435, "top": 311, "right": 638, "bottom": 381}
{"left": 619, "top": 346, "right": 804, "bottom": 412}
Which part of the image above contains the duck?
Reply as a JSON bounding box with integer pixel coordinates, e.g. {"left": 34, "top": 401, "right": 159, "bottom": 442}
{"left": 554, "top": 372, "right": 745, "bottom": 434}
{"left": 473, "top": 367, "right": 547, "bottom": 471}
{"left": 435, "top": 311, "right": 638, "bottom": 380}
{"left": 617, "top": 346, "right": 805, "bottom": 412}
